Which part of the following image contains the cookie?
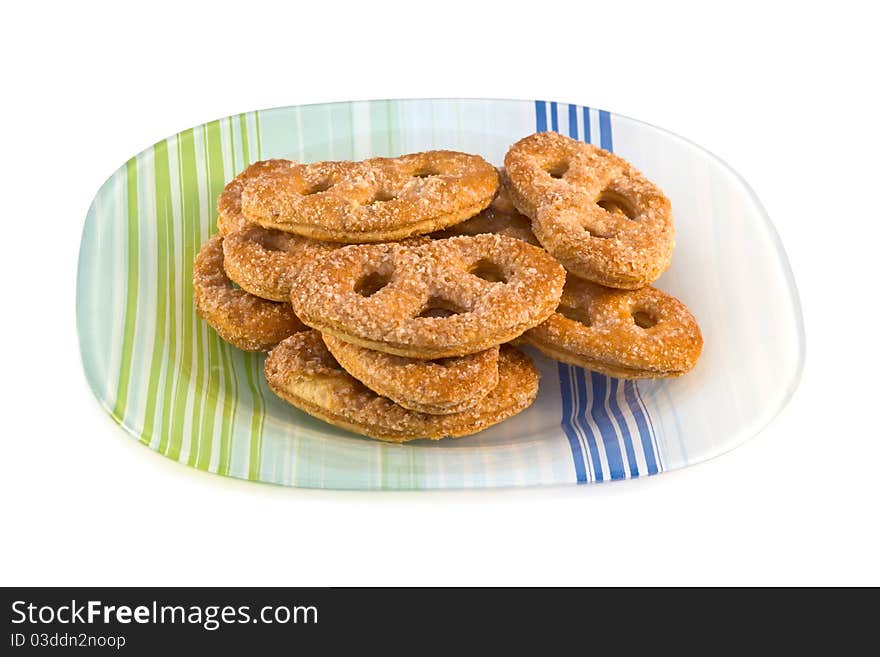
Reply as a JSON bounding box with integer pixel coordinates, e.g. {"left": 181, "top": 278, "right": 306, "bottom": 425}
{"left": 504, "top": 131, "right": 674, "bottom": 289}
{"left": 288, "top": 234, "right": 566, "bottom": 359}
{"left": 522, "top": 276, "right": 702, "bottom": 378}
{"left": 222, "top": 225, "right": 337, "bottom": 302}
{"left": 217, "top": 159, "right": 295, "bottom": 235}
{"left": 265, "top": 331, "right": 539, "bottom": 442}
{"left": 322, "top": 334, "right": 499, "bottom": 415}
{"left": 433, "top": 169, "right": 539, "bottom": 245}
{"left": 240, "top": 151, "right": 499, "bottom": 242}
{"left": 193, "top": 235, "right": 306, "bottom": 351}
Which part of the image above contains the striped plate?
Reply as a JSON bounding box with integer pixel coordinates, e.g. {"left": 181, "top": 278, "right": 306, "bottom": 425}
{"left": 77, "top": 99, "right": 804, "bottom": 489}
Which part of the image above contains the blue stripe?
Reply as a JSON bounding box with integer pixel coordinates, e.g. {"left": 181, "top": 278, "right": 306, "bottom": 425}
{"left": 535, "top": 101, "right": 548, "bottom": 132}
{"left": 608, "top": 377, "right": 639, "bottom": 477}
{"left": 587, "top": 372, "right": 625, "bottom": 480}
{"left": 542, "top": 101, "right": 588, "bottom": 483}
{"left": 537, "top": 101, "right": 664, "bottom": 482}
{"left": 561, "top": 107, "right": 602, "bottom": 481}
{"left": 635, "top": 383, "right": 661, "bottom": 470}
{"left": 558, "top": 364, "right": 588, "bottom": 483}
{"left": 599, "top": 110, "right": 613, "bottom": 150}
{"left": 582, "top": 107, "right": 592, "bottom": 144}
{"left": 568, "top": 107, "right": 619, "bottom": 481}
{"left": 634, "top": 381, "right": 661, "bottom": 469}
{"left": 600, "top": 109, "right": 661, "bottom": 476}
{"left": 573, "top": 367, "right": 603, "bottom": 481}
{"left": 624, "top": 381, "right": 658, "bottom": 474}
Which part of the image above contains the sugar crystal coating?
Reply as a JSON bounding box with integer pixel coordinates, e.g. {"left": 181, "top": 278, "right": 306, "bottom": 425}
{"left": 288, "top": 234, "right": 566, "bottom": 359}
{"left": 265, "top": 331, "right": 539, "bottom": 442}
{"left": 505, "top": 132, "right": 674, "bottom": 289}
{"left": 240, "top": 151, "right": 499, "bottom": 242}
{"left": 193, "top": 234, "right": 306, "bottom": 351}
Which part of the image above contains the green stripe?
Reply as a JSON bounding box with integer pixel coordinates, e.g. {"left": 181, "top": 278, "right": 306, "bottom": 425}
{"left": 112, "top": 158, "right": 141, "bottom": 424}
{"left": 197, "top": 333, "right": 223, "bottom": 472}
{"left": 154, "top": 139, "right": 178, "bottom": 456}
{"left": 215, "top": 343, "right": 239, "bottom": 474}
{"left": 176, "top": 132, "right": 205, "bottom": 467}
{"left": 141, "top": 144, "right": 172, "bottom": 446}
{"left": 204, "top": 119, "right": 239, "bottom": 474}
{"left": 239, "top": 113, "right": 251, "bottom": 164}
{"left": 245, "top": 355, "right": 265, "bottom": 480}
{"left": 190, "top": 318, "right": 206, "bottom": 467}
{"left": 227, "top": 116, "right": 237, "bottom": 170}
{"left": 232, "top": 114, "right": 267, "bottom": 480}
{"left": 195, "top": 124, "right": 225, "bottom": 472}
{"left": 255, "top": 111, "right": 262, "bottom": 159}
{"left": 167, "top": 133, "right": 197, "bottom": 462}
{"left": 181, "top": 125, "right": 218, "bottom": 470}
{"left": 214, "top": 120, "right": 240, "bottom": 475}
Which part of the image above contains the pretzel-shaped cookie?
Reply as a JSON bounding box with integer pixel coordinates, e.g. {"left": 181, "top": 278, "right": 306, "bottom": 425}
{"left": 240, "top": 151, "right": 499, "bottom": 242}
{"left": 523, "top": 276, "right": 702, "bottom": 378}
{"left": 217, "top": 159, "right": 295, "bottom": 235}
{"left": 222, "top": 227, "right": 433, "bottom": 302}
{"left": 322, "top": 335, "right": 499, "bottom": 415}
{"left": 193, "top": 235, "right": 306, "bottom": 351}
{"left": 433, "top": 169, "right": 539, "bottom": 245}
{"left": 289, "top": 234, "right": 566, "bottom": 359}
{"left": 265, "top": 331, "right": 539, "bottom": 442}
{"left": 504, "top": 132, "right": 674, "bottom": 289}
{"left": 222, "top": 225, "right": 338, "bottom": 301}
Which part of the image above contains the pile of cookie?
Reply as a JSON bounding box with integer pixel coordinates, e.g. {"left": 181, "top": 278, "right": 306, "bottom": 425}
{"left": 193, "top": 132, "right": 702, "bottom": 442}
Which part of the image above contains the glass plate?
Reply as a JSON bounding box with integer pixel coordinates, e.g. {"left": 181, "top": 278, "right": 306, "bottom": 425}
{"left": 77, "top": 99, "right": 804, "bottom": 489}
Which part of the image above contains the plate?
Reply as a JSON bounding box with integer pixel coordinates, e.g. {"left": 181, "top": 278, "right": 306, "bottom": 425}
{"left": 76, "top": 99, "right": 804, "bottom": 489}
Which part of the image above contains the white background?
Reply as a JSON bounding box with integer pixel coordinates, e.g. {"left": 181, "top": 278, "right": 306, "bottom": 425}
{"left": 2, "top": 1, "right": 878, "bottom": 586}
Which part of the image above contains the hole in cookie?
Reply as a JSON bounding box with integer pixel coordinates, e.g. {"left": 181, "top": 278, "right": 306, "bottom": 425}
{"left": 301, "top": 179, "right": 334, "bottom": 196}
{"left": 558, "top": 305, "right": 592, "bottom": 327}
{"left": 412, "top": 168, "right": 440, "bottom": 178}
{"left": 597, "top": 190, "right": 637, "bottom": 220}
{"left": 253, "top": 230, "right": 292, "bottom": 252}
{"left": 468, "top": 258, "right": 508, "bottom": 284}
{"left": 545, "top": 161, "right": 569, "bottom": 179}
{"left": 417, "top": 297, "right": 464, "bottom": 319}
{"left": 354, "top": 271, "right": 392, "bottom": 297}
{"left": 632, "top": 310, "right": 658, "bottom": 329}
{"left": 367, "top": 190, "right": 398, "bottom": 205}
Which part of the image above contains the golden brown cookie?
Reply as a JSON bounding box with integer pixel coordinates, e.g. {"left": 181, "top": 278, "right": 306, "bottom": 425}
{"left": 221, "top": 228, "right": 433, "bottom": 303}
{"left": 433, "top": 169, "right": 539, "bottom": 245}
{"left": 322, "top": 334, "right": 499, "bottom": 415}
{"left": 240, "top": 151, "right": 499, "bottom": 242}
{"left": 222, "top": 225, "right": 338, "bottom": 301}
{"left": 522, "top": 276, "right": 702, "bottom": 378}
{"left": 265, "top": 331, "right": 539, "bottom": 442}
{"left": 288, "top": 234, "right": 566, "bottom": 359}
{"left": 216, "top": 159, "right": 296, "bottom": 235}
{"left": 193, "top": 235, "right": 306, "bottom": 351}
{"left": 504, "top": 132, "right": 674, "bottom": 289}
